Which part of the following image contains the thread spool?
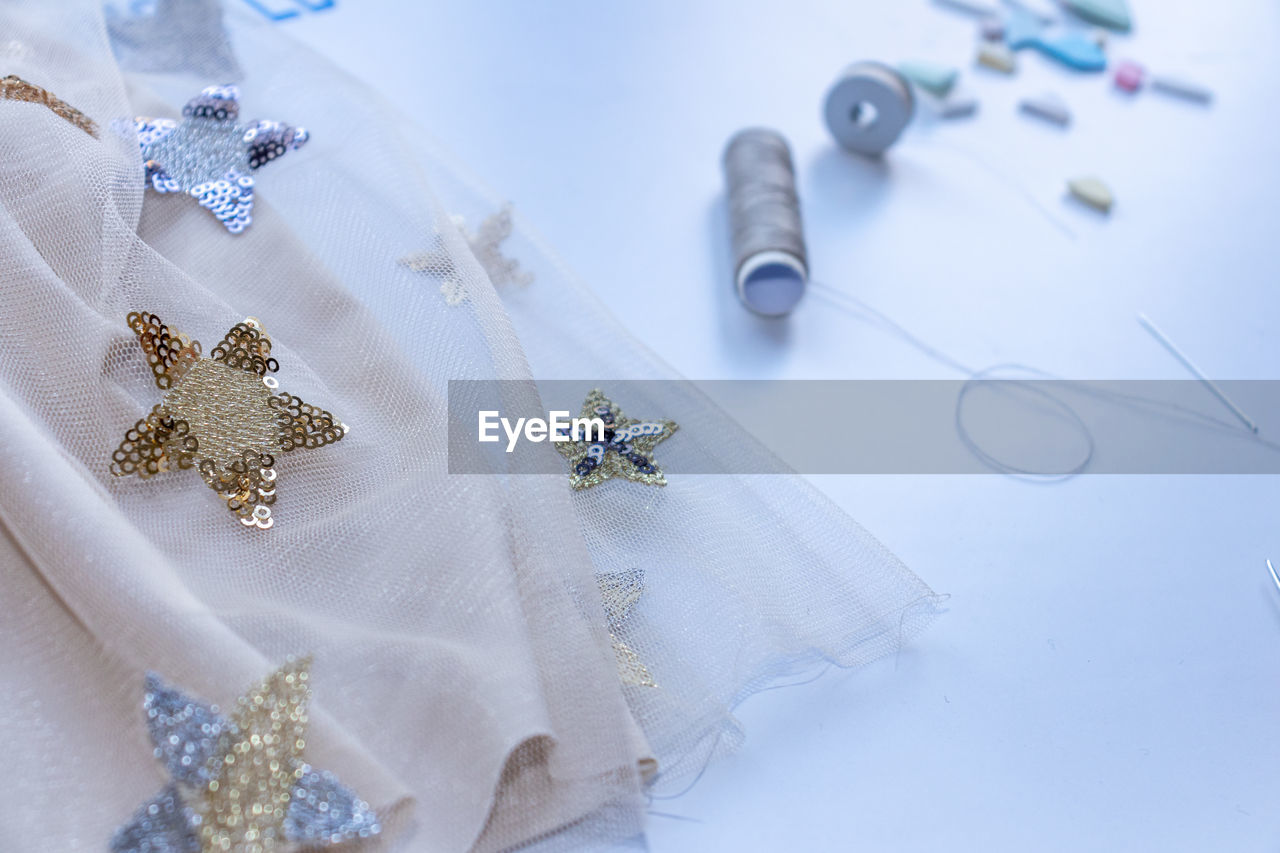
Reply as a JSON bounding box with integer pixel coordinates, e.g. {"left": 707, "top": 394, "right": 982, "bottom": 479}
{"left": 823, "top": 62, "right": 915, "bottom": 156}
{"left": 722, "top": 128, "right": 807, "bottom": 317}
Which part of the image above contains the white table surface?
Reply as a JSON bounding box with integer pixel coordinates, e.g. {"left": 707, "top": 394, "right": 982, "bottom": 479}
{"left": 283, "top": 1, "right": 1280, "bottom": 849}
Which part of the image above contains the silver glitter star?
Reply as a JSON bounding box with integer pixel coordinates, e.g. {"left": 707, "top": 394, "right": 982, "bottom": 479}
{"left": 135, "top": 85, "right": 308, "bottom": 234}
{"left": 111, "top": 662, "right": 381, "bottom": 853}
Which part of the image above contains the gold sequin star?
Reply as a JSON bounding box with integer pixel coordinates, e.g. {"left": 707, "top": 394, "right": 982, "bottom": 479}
{"left": 199, "top": 657, "right": 311, "bottom": 853}
{"left": 597, "top": 569, "right": 656, "bottom": 688}
{"left": 1, "top": 74, "right": 97, "bottom": 137}
{"left": 110, "top": 311, "right": 347, "bottom": 529}
{"left": 555, "top": 389, "right": 677, "bottom": 490}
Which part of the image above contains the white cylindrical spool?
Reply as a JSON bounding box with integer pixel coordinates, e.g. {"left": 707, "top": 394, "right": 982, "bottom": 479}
{"left": 823, "top": 61, "right": 915, "bottom": 156}
{"left": 736, "top": 249, "right": 807, "bottom": 317}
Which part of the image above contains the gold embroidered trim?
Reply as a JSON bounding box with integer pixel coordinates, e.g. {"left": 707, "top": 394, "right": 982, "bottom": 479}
{"left": 1, "top": 75, "right": 97, "bottom": 137}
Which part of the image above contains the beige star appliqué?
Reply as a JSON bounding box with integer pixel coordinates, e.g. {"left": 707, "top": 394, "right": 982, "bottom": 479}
{"left": 400, "top": 204, "right": 533, "bottom": 305}
{"left": 597, "top": 569, "right": 656, "bottom": 688}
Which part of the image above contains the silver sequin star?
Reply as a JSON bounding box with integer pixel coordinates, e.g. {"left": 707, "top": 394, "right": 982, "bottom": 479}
{"left": 134, "top": 85, "right": 308, "bottom": 234}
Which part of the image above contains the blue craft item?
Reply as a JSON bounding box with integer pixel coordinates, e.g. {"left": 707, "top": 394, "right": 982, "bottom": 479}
{"left": 239, "top": 0, "right": 335, "bottom": 21}
{"left": 239, "top": 0, "right": 300, "bottom": 20}
{"left": 1005, "top": 9, "right": 1107, "bottom": 72}
{"left": 1062, "top": 0, "right": 1131, "bottom": 32}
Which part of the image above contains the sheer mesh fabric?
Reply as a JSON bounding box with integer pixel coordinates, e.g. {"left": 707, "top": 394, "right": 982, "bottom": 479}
{"left": 0, "top": 2, "right": 938, "bottom": 850}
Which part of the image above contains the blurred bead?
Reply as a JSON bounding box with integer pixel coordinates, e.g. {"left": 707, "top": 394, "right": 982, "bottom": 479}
{"left": 977, "top": 42, "right": 1017, "bottom": 73}
{"left": 1151, "top": 74, "right": 1213, "bottom": 104}
{"left": 1114, "top": 60, "right": 1144, "bottom": 92}
{"left": 1019, "top": 92, "right": 1072, "bottom": 126}
{"left": 1068, "top": 176, "right": 1114, "bottom": 213}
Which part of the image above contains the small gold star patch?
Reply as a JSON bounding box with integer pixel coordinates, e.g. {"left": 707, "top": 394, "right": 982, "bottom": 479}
{"left": 110, "top": 312, "right": 347, "bottom": 529}
{"left": 597, "top": 569, "right": 656, "bottom": 688}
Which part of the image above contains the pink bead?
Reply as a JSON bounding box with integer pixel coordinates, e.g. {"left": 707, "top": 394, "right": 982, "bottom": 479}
{"left": 1114, "top": 61, "right": 1144, "bottom": 92}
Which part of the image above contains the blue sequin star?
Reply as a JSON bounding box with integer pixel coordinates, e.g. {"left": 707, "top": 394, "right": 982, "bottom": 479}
{"left": 555, "top": 389, "right": 678, "bottom": 490}
{"left": 134, "top": 85, "right": 308, "bottom": 234}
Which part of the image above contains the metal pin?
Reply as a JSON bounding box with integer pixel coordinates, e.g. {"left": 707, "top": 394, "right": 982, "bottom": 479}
{"left": 1137, "top": 313, "right": 1259, "bottom": 434}
{"left": 1268, "top": 559, "right": 1280, "bottom": 593}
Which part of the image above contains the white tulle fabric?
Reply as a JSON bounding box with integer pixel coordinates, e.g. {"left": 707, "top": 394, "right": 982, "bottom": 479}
{"left": 0, "top": 2, "right": 939, "bottom": 850}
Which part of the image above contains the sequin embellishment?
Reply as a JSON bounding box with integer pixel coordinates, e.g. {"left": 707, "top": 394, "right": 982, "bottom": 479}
{"left": 555, "top": 389, "right": 677, "bottom": 490}
{"left": 0, "top": 74, "right": 97, "bottom": 136}
{"left": 134, "top": 85, "right": 308, "bottom": 233}
{"left": 110, "top": 658, "right": 381, "bottom": 853}
{"left": 110, "top": 312, "right": 347, "bottom": 529}
{"left": 597, "top": 569, "right": 656, "bottom": 688}
{"left": 400, "top": 204, "right": 534, "bottom": 305}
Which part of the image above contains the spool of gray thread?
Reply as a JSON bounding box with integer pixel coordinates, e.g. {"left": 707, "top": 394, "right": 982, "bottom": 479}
{"left": 823, "top": 61, "right": 915, "bottom": 156}
{"left": 722, "top": 128, "right": 808, "bottom": 317}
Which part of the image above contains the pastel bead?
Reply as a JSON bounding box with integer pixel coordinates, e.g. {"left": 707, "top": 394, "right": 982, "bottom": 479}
{"left": 1007, "top": 0, "right": 1058, "bottom": 22}
{"left": 977, "top": 43, "right": 1017, "bottom": 73}
{"left": 1068, "top": 177, "right": 1113, "bottom": 213}
{"left": 1113, "top": 60, "right": 1144, "bottom": 92}
{"left": 938, "top": 92, "right": 980, "bottom": 118}
{"left": 1020, "top": 93, "right": 1071, "bottom": 126}
{"left": 1151, "top": 75, "right": 1213, "bottom": 104}
{"left": 934, "top": 0, "right": 1001, "bottom": 16}
{"left": 898, "top": 61, "right": 960, "bottom": 97}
